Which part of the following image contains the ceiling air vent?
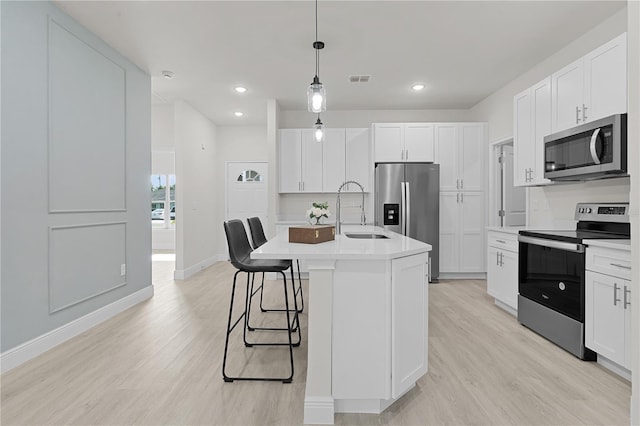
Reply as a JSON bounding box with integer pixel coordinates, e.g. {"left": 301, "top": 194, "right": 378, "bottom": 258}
{"left": 348, "top": 75, "right": 371, "bottom": 83}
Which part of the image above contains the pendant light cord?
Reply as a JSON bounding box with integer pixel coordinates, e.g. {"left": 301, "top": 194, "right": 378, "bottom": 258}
{"left": 315, "top": 0, "right": 319, "bottom": 77}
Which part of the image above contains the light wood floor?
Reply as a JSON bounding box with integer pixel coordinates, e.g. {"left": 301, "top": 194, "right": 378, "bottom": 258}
{"left": 1, "top": 257, "right": 631, "bottom": 425}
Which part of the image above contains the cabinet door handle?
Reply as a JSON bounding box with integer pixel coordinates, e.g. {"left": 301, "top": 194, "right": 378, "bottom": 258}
{"left": 610, "top": 263, "right": 631, "bottom": 270}
{"left": 496, "top": 239, "right": 506, "bottom": 244}
{"left": 624, "top": 286, "right": 631, "bottom": 309}
{"left": 582, "top": 104, "right": 588, "bottom": 121}
{"left": 613, "top": 283, "right": 621, "bottom": 306}
{"left": 456, "top": 179, "right": 459, "bottom": 190}
{"left": 496, "top": 251, "right": 500, "bottom": 266}
{"left": 576, "top": 106, "right": 582, "bottom": 124}
{"left": 298, "top": 181, "right": 301, "bottom": 191}
{"left": 406, "top": 149, "right": 409, "bottom": 160}
{"left": 457, "top": 193, "right": 460, "bottom": 203}
{"left": 460, "top": 179, "right": 464, "bottom": 189}
{"left": 460, "top": 193, "right": 464, "bottom": 203}
{"left": 500, "top": 252, "right": 504, "bottom": 266}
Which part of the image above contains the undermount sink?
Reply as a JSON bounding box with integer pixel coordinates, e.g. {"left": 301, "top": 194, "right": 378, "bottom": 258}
{"left": 344, "top": 232, "right": 389, "bottom": 239}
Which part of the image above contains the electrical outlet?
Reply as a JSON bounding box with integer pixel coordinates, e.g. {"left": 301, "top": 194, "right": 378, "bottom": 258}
{"left": 120, "top": 264, "right": 126, "bottom": 276}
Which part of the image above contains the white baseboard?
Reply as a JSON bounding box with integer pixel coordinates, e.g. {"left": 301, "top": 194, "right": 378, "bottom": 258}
{"left": 439, "top": 273, "right": 487, "bottom": 280}
{"left": 174, "top": 254, "right": 225, "bottom": 280}
{"left": 1, "top": 285, "right": 154, "bottom": 374}
{"left": 494, "top": 299, "right": 518, "bottom": 317}
{"left": 597, "top": 355, "right": 631, "bottom": 382}
{"left": 304, "top": 396, "right": 335, "bottom": 425}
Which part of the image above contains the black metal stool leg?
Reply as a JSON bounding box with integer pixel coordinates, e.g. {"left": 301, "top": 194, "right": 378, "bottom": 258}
{"left": 222, "top": 270, "right": 295, "bottom": 383}
{"left": 295, "top": 259, "right": 304, "bottom": 313}
{"left": 280, "top": 271, "right": 294, "bottom": 384}
{"left": 222, "top": 270, "right": 242, "bottom": 382}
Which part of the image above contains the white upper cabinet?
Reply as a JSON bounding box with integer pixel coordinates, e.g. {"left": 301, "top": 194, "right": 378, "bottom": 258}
{"left": 459, "top": 123, "right": 484, "bottom": 191}
{"left": 513, "top": 88, "right": 533, "bottom": 186}
{"left": 279, "top": 129, "right": 303, "bottom": 193}
{"left": 513, "top": 77, "right": 552, "bottom": 187}
{"left": 301, "top": 130, "right": 324, "bottom": 192}
{"left": 434, "top": 124, "right": 459, "bottom": 191}
{"left": 435, "top": 123, "right": 485, "bottom": 192}
{"left": 404, "top": 123, "right": 435, "bottom": 162}
{"left": 373, "top": 123, "right": 434, "bottom": 163}
{"left": 278, "top": 129, "right": 322, "bottom": 193}
{"left": 279, "top": 128, "right": 371, "bottom": 193}
{"left": 373, "top": 123, "right": 403, "bottom": 162}
{"left": 551, "top": 59, "right": 584, "bottom": 132}
{"left": 583, "top": 33, "right": 627, "bottom": 122}
{"left": 552, "top": 33, "right": 627, "bottom": 133}
{"left": 322, "top": 128, "right": 347, "bottom": 193}
{"left": 345, "top": 128, "right": 371, "bottom": 192}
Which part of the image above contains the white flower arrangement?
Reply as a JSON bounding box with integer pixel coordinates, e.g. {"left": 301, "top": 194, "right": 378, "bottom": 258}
{"left": 306, "top": 201, "right": 331, "bottom": 225}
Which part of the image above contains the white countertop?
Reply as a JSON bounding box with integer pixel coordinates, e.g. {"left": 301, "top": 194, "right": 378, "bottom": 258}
{"left": 584, "top": 239, "right": 631, "bottom": 251}
{"left": 486, "top": 226, "right": 528, "bottom": 235}
{"left": 252, "top": 225, "right": 431, "bottom": 261}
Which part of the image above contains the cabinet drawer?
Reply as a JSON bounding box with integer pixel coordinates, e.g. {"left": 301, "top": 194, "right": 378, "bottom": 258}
{"left": 487, "top": 231, "right": 518, "bottom": 253}
{"left": 586, "top": 246, "right": 631, "bottom": 280}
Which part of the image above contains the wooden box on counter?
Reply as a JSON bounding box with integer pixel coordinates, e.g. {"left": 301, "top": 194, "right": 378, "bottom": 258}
{"left": 289, "top": 225, "right": 336, "bottom": 244}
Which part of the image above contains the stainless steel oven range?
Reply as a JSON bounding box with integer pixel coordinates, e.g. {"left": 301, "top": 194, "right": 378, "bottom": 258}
{"left": 517, "top": 203, "right": 630, "bottom": 360}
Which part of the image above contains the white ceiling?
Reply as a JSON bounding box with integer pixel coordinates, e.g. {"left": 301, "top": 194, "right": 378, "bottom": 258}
{"left": 54, "top": 1, "right": 626, "bottom": 126}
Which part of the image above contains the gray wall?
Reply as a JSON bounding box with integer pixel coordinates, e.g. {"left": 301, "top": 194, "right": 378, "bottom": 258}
{"left": 1, "top": 1, "right": 152, "bottom": 351}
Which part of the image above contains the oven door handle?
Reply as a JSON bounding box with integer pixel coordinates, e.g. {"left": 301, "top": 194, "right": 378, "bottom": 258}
{"left": 518, "top": 235, "right": 585, "bottom": 253}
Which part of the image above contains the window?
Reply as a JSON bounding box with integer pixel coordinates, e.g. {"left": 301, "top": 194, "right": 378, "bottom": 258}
{"left": 151, "top": 174, "right": 176, "bottom": 229}
{"left": 237, "top": 169, "right": 262, "bottom": 182}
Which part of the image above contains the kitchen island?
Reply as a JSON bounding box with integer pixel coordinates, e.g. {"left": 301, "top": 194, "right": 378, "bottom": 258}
{"left": 251, "top": 225, "right": 431, "bottom": 425}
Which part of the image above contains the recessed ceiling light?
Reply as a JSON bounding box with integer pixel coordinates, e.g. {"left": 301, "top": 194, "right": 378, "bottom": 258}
{"left": 234, "top": 111, "right": 244, "bottom": 117}
{"left": 412, "top": 83, "right": 425, "bottom": 91}
{"left": 161, "top": 70, "right": 175, "bottom": 79}
{"left": 234, "top": 86, "right": 248, "bottom": 93}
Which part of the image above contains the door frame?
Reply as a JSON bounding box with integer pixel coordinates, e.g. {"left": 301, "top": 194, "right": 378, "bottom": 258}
{"left": 488, "top": 137, "right": 530, "bottom": 227}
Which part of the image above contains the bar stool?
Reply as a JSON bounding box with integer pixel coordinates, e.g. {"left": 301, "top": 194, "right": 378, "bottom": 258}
{"left": 246, "top": 217, "right": 304, "bottom": 319}
{"left": 222, "top": 219, "right": 301, "bottom": 383}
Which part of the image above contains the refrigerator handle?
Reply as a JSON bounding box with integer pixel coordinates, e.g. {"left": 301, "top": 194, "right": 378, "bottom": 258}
{"left": 400, "top": 181, "right": 406, "bottom": 235}
{"left": 405, "top": 181, "right": 411, "bottom": 236}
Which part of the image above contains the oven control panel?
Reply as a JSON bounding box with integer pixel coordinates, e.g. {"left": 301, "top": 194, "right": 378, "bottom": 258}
{"left": 575, "top": 203, "right": 629, "bottom": 222}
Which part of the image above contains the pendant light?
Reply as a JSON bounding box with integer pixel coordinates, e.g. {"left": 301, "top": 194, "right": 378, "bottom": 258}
{"left": 307, "top": 0, "right": 326, "bottom": 113}
{"left": 313, "top": 115, "right": 325, "bottom": 142}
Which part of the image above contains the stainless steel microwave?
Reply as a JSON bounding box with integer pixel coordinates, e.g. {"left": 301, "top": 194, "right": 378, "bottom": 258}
{"left": 544, "top": 113, "right": 627, "bottom": 181}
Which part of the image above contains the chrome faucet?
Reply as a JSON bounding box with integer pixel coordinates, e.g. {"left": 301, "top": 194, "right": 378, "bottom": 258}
{"left": 335, "top": 180, "right": 366, "bottom": 235}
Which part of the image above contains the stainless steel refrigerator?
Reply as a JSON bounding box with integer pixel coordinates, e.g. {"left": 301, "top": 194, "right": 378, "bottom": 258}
{"left": 375, "top": 163, "right": 440, "bottom": 282}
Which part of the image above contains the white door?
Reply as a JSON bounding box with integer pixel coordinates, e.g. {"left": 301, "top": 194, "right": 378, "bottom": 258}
{"left": 226, "top": 162, "right": 269, "bottom": 238}
{"left": 502, "top": 145, "right": 526, "bottom": 226}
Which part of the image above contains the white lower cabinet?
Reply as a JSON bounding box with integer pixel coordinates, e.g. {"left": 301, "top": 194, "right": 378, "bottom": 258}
{"left": 440, "top": 192, "right": 485, "bottom": 274}
{"left": 486, "top": 230, "right": 519, "bottom": 312}
{"left": 332, "top": 253, "right": 428, "bottom": 400}
{"left": 585, "top": 244, "right": 632, "bottom": 370}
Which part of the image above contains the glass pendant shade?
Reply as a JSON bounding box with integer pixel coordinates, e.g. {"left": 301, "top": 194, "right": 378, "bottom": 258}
{"left": 313, "top": 117, "right": 325, "bottom": 142}
{"left": 307, "top": 76, "right": 326, "bottom": 113}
